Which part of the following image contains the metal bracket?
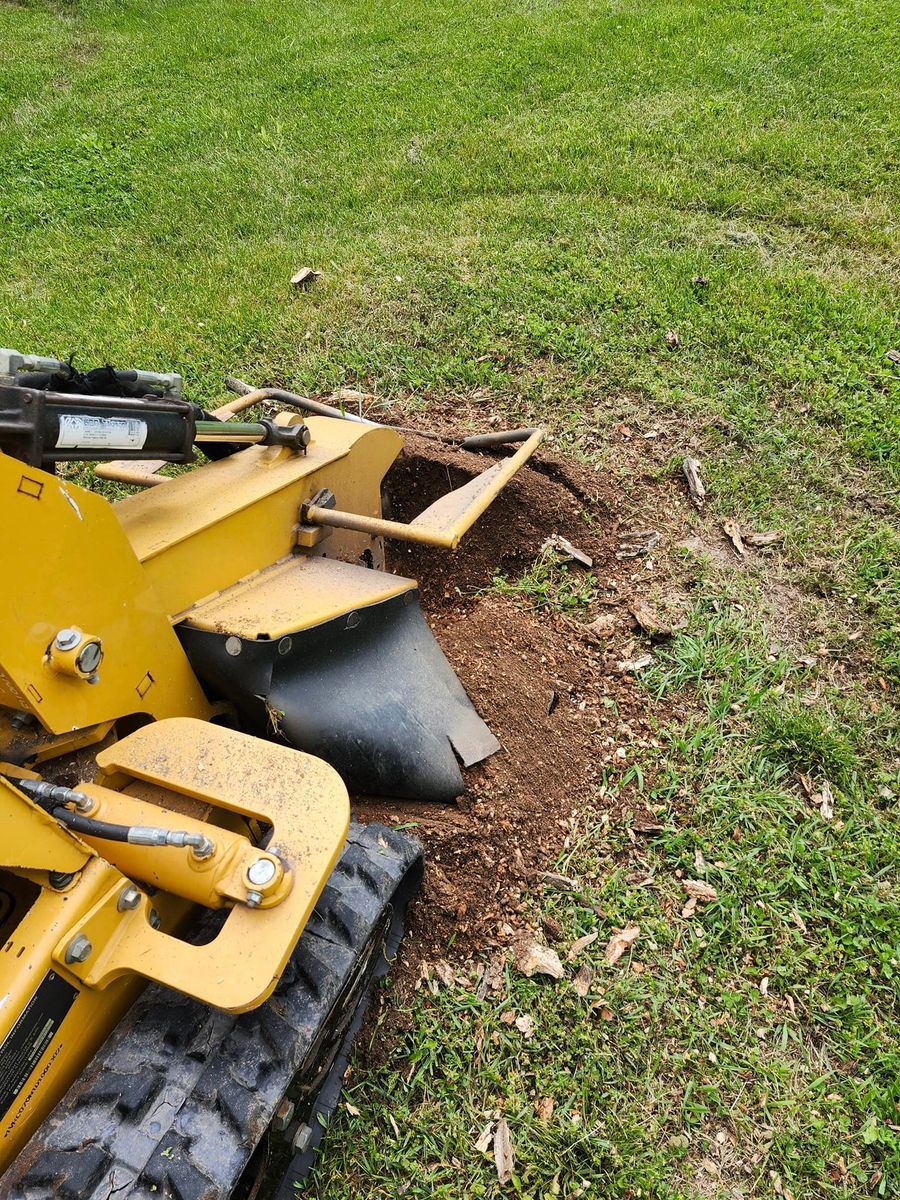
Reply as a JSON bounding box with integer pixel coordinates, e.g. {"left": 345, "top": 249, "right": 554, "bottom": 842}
{"left": 53, "top": 718, "right": 349, "bottom": 1013}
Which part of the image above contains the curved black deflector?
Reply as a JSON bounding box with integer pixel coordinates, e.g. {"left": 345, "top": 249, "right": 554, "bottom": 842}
{"left": 177, "top": 592, "right": 500, "bottom": 802}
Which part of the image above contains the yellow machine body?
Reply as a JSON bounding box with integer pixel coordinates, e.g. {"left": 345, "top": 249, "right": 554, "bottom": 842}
{"left": 0, "top": 398, "right": 542, "bottom": 1174}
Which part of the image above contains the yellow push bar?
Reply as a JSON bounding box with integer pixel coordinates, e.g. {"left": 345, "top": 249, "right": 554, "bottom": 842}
{"left": 302, "top": 428, "right": 545, "bottom": 551}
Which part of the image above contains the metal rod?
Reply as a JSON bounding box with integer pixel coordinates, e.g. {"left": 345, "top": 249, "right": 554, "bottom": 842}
{"left": 225, "top": 378, "right": 376, "bottom": 425}
{"left": 193, "top": 420, "right": 266, "bottom": 444}
{"left": 301, "top": 504, "right": 456, "bottom": 549}
{"left": 459, "top": 427, "right": 538, "bottom": 451}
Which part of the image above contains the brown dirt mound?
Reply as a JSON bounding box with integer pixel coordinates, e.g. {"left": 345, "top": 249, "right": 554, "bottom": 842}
{"left": 356, "top": 426, "right": 680, "bottom": 981}
{"left": 382, "top": 434, "right": 620, "bottom": 613}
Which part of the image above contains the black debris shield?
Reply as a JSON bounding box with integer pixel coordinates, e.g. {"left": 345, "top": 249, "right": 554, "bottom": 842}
{"left": 177, "top": 591, "right": 500, "bottom": 802}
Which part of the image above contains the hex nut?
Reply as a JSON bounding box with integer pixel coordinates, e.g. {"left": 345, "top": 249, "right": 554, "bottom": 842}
{"left": 292, "top": 1123, "right": 313, "bottom": 1153}
{"left": 117, "top": 885, "right": 141, "bottom": 912}
{"left": 272, "top": 1099, "right": 295, "bottom": 1133}
{"left": 64, "top": 934, "right": 92, "bottom": 964}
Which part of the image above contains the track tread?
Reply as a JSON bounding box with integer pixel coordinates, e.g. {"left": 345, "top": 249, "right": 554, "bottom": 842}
{"left": 2, "top": 822, "right": 422, "bottom": 1200}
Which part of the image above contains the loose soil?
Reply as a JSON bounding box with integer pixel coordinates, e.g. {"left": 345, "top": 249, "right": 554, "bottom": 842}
{"left": 354, "top": 409, "right": 693, "bottom": 992}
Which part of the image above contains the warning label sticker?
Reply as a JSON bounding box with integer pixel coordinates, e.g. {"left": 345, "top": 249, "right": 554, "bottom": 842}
{"left": 0, "top": 971, "right": 78, "bottom": 1121}
{"left": 56, "top": 414, "right": 148, "bottom": 451}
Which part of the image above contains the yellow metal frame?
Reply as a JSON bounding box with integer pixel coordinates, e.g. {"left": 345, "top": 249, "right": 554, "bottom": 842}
{"left": 0, "top": 393, "right": 543, "bottom": 1176}
{"left": 60, "top": 718, "right": 349, "bottom": 1011}
{"left": 302, "top": 428, "right": 544, "bottom": 549}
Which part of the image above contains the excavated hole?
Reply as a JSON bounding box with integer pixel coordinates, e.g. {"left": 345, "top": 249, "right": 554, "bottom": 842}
{"left": 357, "top": 429, "right": 679, "bottom": 997}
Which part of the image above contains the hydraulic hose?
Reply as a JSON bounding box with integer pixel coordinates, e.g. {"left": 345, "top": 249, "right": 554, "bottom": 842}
{"left": 4, "top": 775, "right": 214, "bottom": 856}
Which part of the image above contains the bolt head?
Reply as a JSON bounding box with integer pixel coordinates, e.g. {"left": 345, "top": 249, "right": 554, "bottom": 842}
{"left": 65, "top": 934, "right": 92, "bottom": 964}
{"left": 224, "top": 636, "right": 242, "bottom": 657}
{"left": 292, "top": 1122, "right": 313, "bottom": 1153}
{"left": 148, "top": 908, "right": 161, "bottom": 930}
{"left": 246, "top": 890, "right": 263, "bottom": 908}
{"left": 247, "top": 857, "right": 277, "bottom": 887}
{"left": 117, "top": 885, "right": 141, "bottom": 912}
{"left": 54, "top": 628, "right": 81, "bottom": 651}
{"left": 75, "top": 640, "right": 103, "bottom": 674}
{"left": 272, "top": 1099, "right": 295, "bottom": 1133}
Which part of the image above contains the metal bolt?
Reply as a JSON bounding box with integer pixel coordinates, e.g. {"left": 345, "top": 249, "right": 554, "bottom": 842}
{"left": 117, "top": 884, "right": 141, "bottom": 912}
{"left": 75, "top": 641, "right": 103, "bottom": 674}
{"left": 224, "top": 636, "right": 242, "bottom": 657}
{"left": 247, "top": 858, "right": 277, "bottom": 887}
{"left": 64, "top": 934, "right": 92, "bottom": 964}
{"left": 54, "top": 628, "right": 81, "bottom": 651}
{"left": 272, "top": 1099, "right": 295, "bottom": 1133}
{"left": 277, "top": 636, "right": 292, "bottom": 656}
{"left": 292, "top": 1122, "right": 313, "bottom": 1153}
{"left": 246, "top": 890, "right": 263, "bottom": 908}
{"left": 48, "top": 871, "right": 76, "bottom": 890}
{"left": 148, "top": 908, "right": 161, "bottom": 930}
{"left": 345, "top": 610, "right": 360, "bottom": 630}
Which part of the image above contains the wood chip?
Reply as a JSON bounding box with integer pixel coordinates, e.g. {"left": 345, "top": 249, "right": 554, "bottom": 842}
{"left": 493, "top": 1117, "right": 514, "bottom": 1186}
{"left": 682, "top": 457, "right": 705, "bottom": 509}
{"left": 819, "top": 780, "right": 835, "bottom": 821}
{"left": 722, "top": 519, "right": 745, "bottom": 556}
{"left": 545, "top": 533, "right": 593, "bottom": 568}
{"left": 567, "top": 931, "right": 598, "bottom": 961}
{"left": 541, "top": 872, "right": 581, "bottom": 893}
{"left": 632, "top": 807, "right": 664, "bottom": 834}
{"left": 514, "top": 1014, "right": 535, "bottom": 1038}
{"left": 290, "top": 266, "right": 321, "bottom": 288}
{"left": 682, "top": 880, "right": 718, "bottom": 903}
{"left": 604, "top": 924, "right": 640, "bottom": 966}
{"left": 617, "top": 653, "right": 653, "bottom": 673}
{"left": 541, "top": 914, "right": 563, "bottom": 942}
{"left": 535, "top": 1096, "right": 555, "bottom": 1122}
{"left": 513, "top": 938, "right": 565, "bottom": 980}
{"left": 617, "top": 529, "right": 660, "bottom": 559}
{"left": 629, "top": 597, "right": 672, "bottom": 636}
{"left": 572, "top": 963, "right": 592, "bottom": 997}
{"left": 744, "top": 529, "right": 784, "bottom": 548}
{"left": 584, "top": 611, "right": 617, "bottom": 639}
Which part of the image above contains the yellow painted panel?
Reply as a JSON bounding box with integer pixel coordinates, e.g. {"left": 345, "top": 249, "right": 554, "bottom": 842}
{"left": 0, "top": 453, "right": 210, "bottom": 734}
{"left": 115, "top": 418, "right": 403, "bottom": 618}
{"left": 184, "top": 555, "right": 415, "bottom": 639}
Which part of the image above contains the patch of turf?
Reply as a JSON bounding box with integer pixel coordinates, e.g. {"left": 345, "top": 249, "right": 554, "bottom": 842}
{"left": 2, "top": 1, "right": 897, "bottom": 1196}
{"left": 315, "top": 595, "right": 899, "bottom": 1199}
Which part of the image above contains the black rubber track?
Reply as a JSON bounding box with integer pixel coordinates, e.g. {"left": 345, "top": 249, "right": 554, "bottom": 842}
{"left": 2, "top": 822, "right": 423, "bottom": 1200}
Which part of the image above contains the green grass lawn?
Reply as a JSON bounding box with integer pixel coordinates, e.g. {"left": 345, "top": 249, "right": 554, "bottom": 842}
{"left": 1, "top": 0, "right": 897, "bottom": 1196}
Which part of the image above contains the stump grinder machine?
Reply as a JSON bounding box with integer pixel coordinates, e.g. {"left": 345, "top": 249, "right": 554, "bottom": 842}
{"left": 0, "top": 351, "right": 543, "bottom": 1199}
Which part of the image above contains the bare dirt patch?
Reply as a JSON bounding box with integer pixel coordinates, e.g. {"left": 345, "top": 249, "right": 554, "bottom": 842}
{"left": 355, "top": 408, "right": 692, "bottom": 990}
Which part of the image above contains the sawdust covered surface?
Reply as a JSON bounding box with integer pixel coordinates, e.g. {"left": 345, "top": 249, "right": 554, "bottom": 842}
{"left": 356, "top": 425, "right": 675, "bottom": 984}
